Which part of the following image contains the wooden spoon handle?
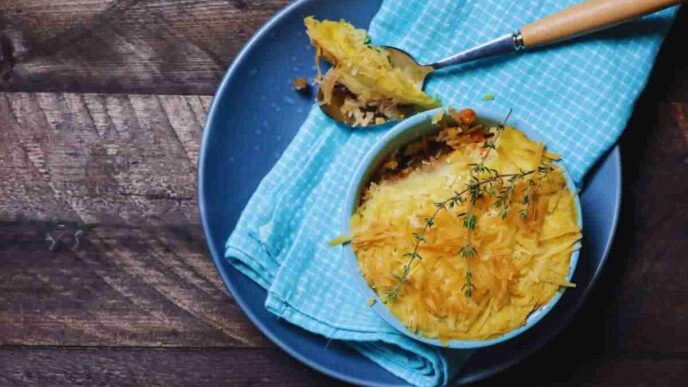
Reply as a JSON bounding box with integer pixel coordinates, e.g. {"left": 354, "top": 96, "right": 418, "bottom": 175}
{"left": 521, "top": 0, "right": 682, "bottom": 47}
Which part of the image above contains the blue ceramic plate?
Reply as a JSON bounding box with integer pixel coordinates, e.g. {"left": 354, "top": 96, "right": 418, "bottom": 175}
{"left": 341, "top": 107, "right": 583, "bottom": 349}
{"left": 198, "top": 0, "right": 621, "bottom": 384}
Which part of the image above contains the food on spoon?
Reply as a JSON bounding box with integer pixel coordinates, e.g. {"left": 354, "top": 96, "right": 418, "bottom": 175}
{"left": 304, "top": 17, "right": 440, "bottom": 126}
{"left": 350, "top": 108, "right": 581, "bottom": 341}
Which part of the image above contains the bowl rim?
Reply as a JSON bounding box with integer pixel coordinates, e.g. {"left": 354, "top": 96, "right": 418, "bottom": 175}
{"left": 340, "top": 107, "right": 583, "bottom": 349}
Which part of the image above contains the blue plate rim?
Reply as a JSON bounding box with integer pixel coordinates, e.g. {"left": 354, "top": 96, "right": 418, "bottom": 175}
{"left": 197, "top": 0, "right": 623, "bottom": 384}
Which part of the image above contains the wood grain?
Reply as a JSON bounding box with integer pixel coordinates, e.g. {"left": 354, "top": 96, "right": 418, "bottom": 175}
{"left": 0, "top": 348, "right": 686, "bottom": 387}
{"left": 0, "top": 347, "right": 339, "bottom": 386}
{"left": 0, "top": 2, "right": 687, "bottom": 386}
{"left": 481, "top": 356, "right": 688, "bottom": 387}
{"left": 0, "top": 0, "right": 290, "bottom": 95}
{"left": 0, "top": 91, "right": 269, "bottom": 348}
{"left": 0, "top": 222, "right": 267, "bottom": 347}
{"left": 0, "top": 92, "right": 206, "bottom": 225}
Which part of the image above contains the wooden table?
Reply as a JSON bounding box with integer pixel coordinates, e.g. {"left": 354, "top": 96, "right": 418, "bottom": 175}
{"left": 1, "top": 1, "right": 686, "bottom": 385}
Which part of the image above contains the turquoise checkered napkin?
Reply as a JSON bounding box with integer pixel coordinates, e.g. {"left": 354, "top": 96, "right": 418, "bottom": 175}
{"left": 226, "top": 1, "right": 678, "bottom": 386}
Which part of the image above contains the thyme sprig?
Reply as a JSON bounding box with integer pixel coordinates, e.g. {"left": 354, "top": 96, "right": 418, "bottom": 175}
{"left": 384, "top": 109, "right": 555, "bottom": 303}
{"left": 459, "top": 109, "right": 512, "bottom": 298}
{"left": 519, "top": 164, "right": 555, "bottom": 218}
{"left": 384, "top": 204, "right": 443, "bottom": 302}
{"left": 384, "top": 170, "right": 536, "bottom": 303}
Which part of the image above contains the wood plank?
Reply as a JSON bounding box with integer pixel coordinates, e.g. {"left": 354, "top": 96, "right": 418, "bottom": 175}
{"left": 2, "top": 1, "right": 686, "bottom": 97}
{"left": 0, "top": 347, "right": 340, "bottom": 386}
{"left": 0, "top": 222, "right": 267, "bottom": 347}
{"left": 0, "top": 91, "right": 269, "bottom": 347}
{"left": 480, "top": 356, "right": 688, "bottom": 387}
{"left": 0, "top": 0, "right": 290, "bottom": 95}
{"left": 0, "top": 92, "right": 206, "bottom": 225}
{"left": 0, "top": 347, "right": 685, "bottom": 387}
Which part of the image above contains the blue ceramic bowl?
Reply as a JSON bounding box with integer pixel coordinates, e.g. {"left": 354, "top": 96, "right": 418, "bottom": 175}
{"left": 341, "top": 107, "right": 583, "bottom": 349}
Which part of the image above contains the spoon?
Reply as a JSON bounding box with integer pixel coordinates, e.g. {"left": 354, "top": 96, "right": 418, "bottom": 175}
{"left": 318, "top": 0, "right": 681, "bottom": 127}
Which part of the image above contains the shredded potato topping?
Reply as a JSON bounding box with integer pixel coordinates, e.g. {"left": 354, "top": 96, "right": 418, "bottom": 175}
{"left": 351, "top": 121, "right": 581, "bottom": 341}
{"left": 304, "top": 17, "right": 439, "bottom": 125}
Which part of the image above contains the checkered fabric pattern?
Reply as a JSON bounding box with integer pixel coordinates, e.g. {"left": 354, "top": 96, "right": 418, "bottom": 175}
{"left": 226, "top": 1, "right": 678, "bottom": 386}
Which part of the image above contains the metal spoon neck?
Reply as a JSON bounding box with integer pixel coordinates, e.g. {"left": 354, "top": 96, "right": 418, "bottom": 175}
{"left": 430, "top": 31, "right": 525, "bottom": 70}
